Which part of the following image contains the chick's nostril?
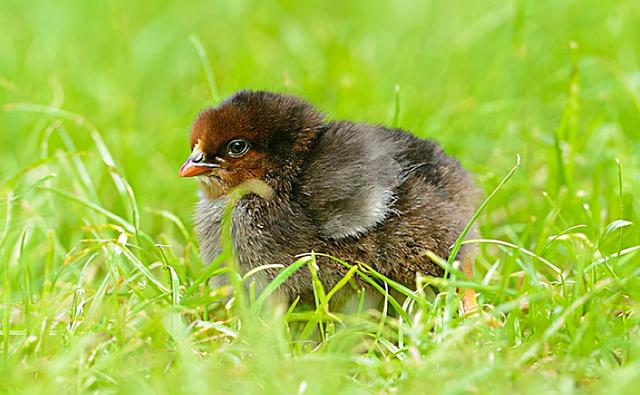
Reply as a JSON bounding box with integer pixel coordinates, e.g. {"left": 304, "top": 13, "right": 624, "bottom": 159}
{"left": 192, "top": 152, "right": 204, "bottom": 163}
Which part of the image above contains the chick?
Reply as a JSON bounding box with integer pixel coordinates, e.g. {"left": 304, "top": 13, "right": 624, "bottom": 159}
{"left": 180, "top": 90, "right": 478, "bottom": 306}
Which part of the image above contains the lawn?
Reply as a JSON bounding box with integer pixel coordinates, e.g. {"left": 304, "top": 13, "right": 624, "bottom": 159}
{"left": 1, "top": 0, "right": 640, "bottom": 393}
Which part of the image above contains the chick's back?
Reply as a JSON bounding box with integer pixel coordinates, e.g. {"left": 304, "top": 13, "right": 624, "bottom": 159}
{"left": 296, "top": 121, "right": 479, "bottom": 285}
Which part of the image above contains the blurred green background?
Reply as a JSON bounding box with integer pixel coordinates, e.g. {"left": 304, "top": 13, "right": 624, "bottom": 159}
{"left": 2, "top": 0, "right": 640, "bottom": 393}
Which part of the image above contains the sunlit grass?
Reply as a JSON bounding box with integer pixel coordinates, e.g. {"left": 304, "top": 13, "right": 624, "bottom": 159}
{"left": 1, "top": 0, "right": 640, "bottom": 394}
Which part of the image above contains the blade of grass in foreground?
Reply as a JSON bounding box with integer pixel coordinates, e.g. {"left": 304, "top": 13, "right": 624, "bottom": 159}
{"left": 1, "top": 191, "right": 14, "bottom": 360}
{"left": 447, "top": 154, "right": 521, "bottom": 269}
{"left": 301, "top": 252, "right": 411, "bottom": 322}
{"left": 441, "top": 155, "right": 521, "bottom": 325}
{"left": 249, "top": 256, "right": 312, "bottom": 317}
{"left": 461, "top": 239, "right": 562, "bottom": 275}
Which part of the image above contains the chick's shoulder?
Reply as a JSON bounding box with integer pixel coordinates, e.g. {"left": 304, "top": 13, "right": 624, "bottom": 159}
{"left": 184, "top": 90, "right": 479, "bottom": 303}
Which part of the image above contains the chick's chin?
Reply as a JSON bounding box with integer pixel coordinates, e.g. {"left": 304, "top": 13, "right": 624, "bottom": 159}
{"left": 196, "top": 175, "right": 228, "bottom": 200}
{"left": 196, "top": 168, "right": 267, "bottom": 201}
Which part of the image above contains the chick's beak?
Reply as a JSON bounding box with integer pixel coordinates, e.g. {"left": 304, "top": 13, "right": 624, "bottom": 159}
{"left": 179, "top": 159, "right": 211, "bottom": 178}
{"left": 179, "top": 149, "right": 221, "bottom": 177}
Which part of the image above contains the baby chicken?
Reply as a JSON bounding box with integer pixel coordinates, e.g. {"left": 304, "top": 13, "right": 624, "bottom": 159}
{"left": 180, "top": 90, "right": 478, "bottom": 306}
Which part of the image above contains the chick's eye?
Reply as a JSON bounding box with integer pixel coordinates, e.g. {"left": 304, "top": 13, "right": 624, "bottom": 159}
{"left": 226, "top": 138, "right": 250, "bottom": 158}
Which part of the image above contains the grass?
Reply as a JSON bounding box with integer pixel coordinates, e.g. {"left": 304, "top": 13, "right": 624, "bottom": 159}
{"left": 1, "top": 0, "right": 640, "bottom": 393}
